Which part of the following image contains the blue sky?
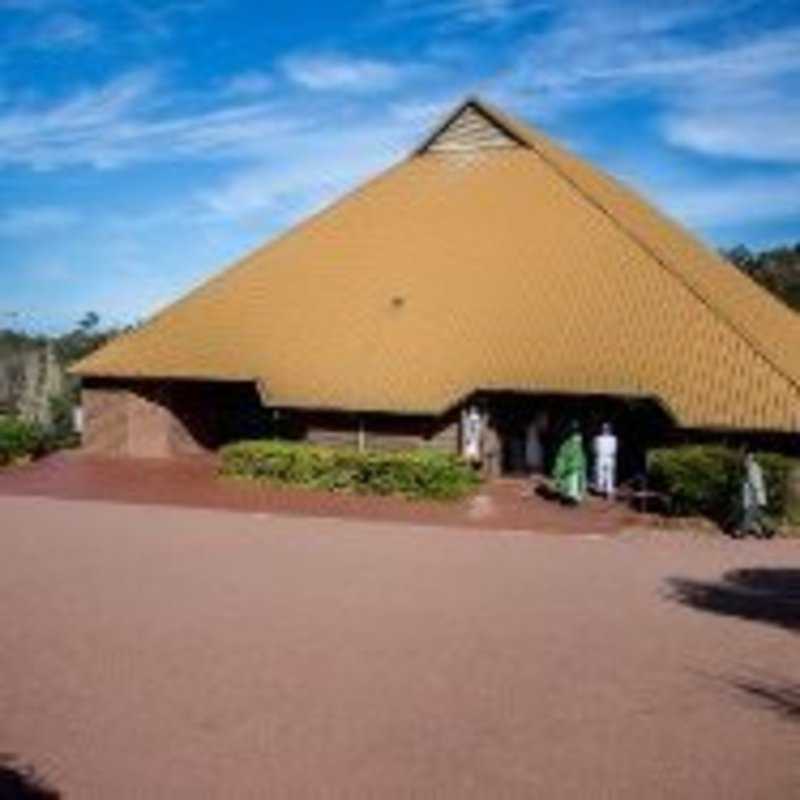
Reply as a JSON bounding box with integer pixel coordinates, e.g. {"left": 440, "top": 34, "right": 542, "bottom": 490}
{"left": 1, "top": 0, "right": 800, "bottom": 331}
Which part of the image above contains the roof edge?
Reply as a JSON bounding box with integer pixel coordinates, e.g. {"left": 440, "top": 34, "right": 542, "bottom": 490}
{"left": 478, "top": 100, "right": 800, "bottom": 399}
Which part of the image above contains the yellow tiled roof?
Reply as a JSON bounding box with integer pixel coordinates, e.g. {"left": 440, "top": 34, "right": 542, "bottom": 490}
{"left": 73, "top": 99, "right": 800, "bottom": 431}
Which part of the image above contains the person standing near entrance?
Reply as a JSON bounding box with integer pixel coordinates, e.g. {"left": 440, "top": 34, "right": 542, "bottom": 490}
{"left": 592, "top": 422, "right": 618, "bottom": 498}
{"left": 462, "top": 405, "right": 483, "bottom": 466}
{"left": 739, "top": 451, "right": 771, "bottom": 537}
{"left": 553, "top": 422, "right": 587, "bottom": 505}
{"left": 482, "top": 414, "right": 502, "bottom": 478}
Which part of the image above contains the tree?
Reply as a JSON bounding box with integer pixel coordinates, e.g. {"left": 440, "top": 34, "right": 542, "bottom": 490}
{"left": 78, "top": 311, "right": 100, "bottom": 332}
{"left": 722, "top": 242, "right": 800, "bottom": 313}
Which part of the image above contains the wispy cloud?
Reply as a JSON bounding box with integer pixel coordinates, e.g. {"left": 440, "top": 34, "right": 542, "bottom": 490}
{"left": 489, "top": 1, "right": 800, "bottom": 167}
{"left": 382, "top": 0, "right": 547, "bottom": 26}
{"left": 120, "top": 0, "right": 215, "bottom": 40}
{"left": 198, "top": 114, "right": 418, "bottom": 225}
{"left": 664, "top": 101, "right": 800, "bottom": 164}
{"left": 29, "top": 11, "right": 98, "bottom": 48}
{"left": 279, "top": 52, "right": 409, "bottom": 92}
{"left": 223, "top": 70, "right": 274, "bottom": 97}
{"left": 0, "top": 69, "right": 305, "bottom": 170}
{"left": 658, "top": 31, "right": 800, "bottom": 163}
{"left": 500, "top": 2, "right": 759, "bottom": 104}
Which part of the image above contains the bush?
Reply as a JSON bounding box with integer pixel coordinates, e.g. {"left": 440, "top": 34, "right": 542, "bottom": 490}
{"left": 46, "top": 393, "right": 80, "bottom": 450}
{"left": 220, "top": 440, "right": 481, "bottom": 500}
{"left": 0, "top": 416, "right": 46, "bottom": 466}
{"left": 648, "top": 445, "right": 798, "bottom": 524}
{"left": 757, "top": 452, "right": 800, "bottom": 524}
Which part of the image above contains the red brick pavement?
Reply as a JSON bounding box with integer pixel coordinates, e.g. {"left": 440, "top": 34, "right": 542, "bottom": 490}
{"left": 0, "top": 451, "right": 648, "bottom": 534}
{"left": 0, "top": 496, "right": 797, "bottom": 798}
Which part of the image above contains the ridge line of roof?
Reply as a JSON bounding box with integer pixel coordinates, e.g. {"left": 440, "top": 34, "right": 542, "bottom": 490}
{"left": 482, "top": 98, "right": 800, "bottom": 398}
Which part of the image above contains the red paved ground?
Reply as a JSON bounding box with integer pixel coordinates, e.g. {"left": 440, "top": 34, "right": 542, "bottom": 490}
{"left": 0, "top": 453, "right": 648, "bottom": 535}
{"left": 1, "top": 495, "right": 798, "bottom": 798}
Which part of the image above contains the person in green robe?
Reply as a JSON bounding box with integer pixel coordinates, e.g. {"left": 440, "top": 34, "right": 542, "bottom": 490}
{"left": 552, "top": 423, "right": 587, "bottom": 505}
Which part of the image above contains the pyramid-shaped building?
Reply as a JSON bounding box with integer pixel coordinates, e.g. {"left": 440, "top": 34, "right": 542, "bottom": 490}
{"left": 74, "top": 98, "right": 800, "bottom": 463}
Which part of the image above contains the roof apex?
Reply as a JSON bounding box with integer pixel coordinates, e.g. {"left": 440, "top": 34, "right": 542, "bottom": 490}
{"left": 413, "top": 95, "right": 533, "bottom": 155}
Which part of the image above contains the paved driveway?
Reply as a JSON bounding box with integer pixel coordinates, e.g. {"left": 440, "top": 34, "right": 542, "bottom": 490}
{"left": 1, "top": 497, "right": 798, "bottom": 798}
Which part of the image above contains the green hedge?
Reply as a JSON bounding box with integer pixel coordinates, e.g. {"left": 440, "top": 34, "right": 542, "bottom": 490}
{"left": 0, "top": 416, "right": 45, "bottom": 466}
{"left": 220, "top": 440, "right": 481, "bottom": 500}
{"left": 648, "top": 445, "right": 798, "bottom": 523}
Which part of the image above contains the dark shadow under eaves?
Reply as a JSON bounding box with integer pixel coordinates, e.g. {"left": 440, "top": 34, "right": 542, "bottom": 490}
{"left": 730, "top": 676, "right": 800, "bottom": 721}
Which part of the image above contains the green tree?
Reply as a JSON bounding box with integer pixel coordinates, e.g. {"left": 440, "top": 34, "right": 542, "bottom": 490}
{"left": 722, "top": 242, "right": 800, "bottom": 312}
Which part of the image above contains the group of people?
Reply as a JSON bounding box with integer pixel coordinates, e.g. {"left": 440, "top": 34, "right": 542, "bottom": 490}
{"left": 550, "top": 421, "right": 773, "bottom": 537}
{"left": 462, "top": 406, "right": 620, "bottom": 502}
{"left": 462, "top": 405, "right": 772, "bottom": 536}
{"left": 552, "top": 421, "right": 618, "bottom": 504}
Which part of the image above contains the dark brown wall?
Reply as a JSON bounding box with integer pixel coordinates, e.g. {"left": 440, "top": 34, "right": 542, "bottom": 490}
{"left": 300, "top": 410, "right": 459, "bottom": 454}
{"left": 81, "top": 380, "right": 459, "bottom": 458}
{"left": 81, "top": 379, "right": 270, "bottom": 458}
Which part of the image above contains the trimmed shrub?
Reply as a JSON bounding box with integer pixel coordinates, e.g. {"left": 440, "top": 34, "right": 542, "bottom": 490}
{"left": 757, "top": 452, "right": 800, "bottom": 524}
{"left": 0, "top": 416, "right": 45, "bottom": 466}
{"left": 648, "top": 445, "right": 739, "bottom": 522}
{"left": 648, "top": 445, "right": 798, "bottom": 524}
{"left": 220, "top": 440, "right": 481, "bottom": 500}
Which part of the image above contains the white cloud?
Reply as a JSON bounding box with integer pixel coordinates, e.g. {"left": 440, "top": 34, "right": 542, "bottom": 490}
{"left": 657, "top": 33, "right": 800, "bottom": 162}
{"left": 389, "top": 98, "right": 456, "bottom": 125}
{"left": 501, "top": 2, "right": 764, "bottom": 102}
{"left": 30, "top": 12, "right": 98, "bottom": 48}
{"left": 120, "top": 0, "right": 216, "bottom": 40}
{"left": 382, "top": 0, "right": 547, "bottom": 25}
{"left": 665, "top": 106, "right": 800, "bottom": 164}
{"left": 0, "top": 206, "right": 79, "bottom": 237}
{"left": 279, "top": 52, "right": 407, "bottom": 92}
{"left": 223, "top": 70, "right": 274, "bottom": 97}
{"left": 489, "top": 2, "right": 800, "bottom": 166}
{"left": 198, "top": 114, "right": 417, "bottom": 225}
{"left": 0, "top": 69, "right": 305, "bottom": 170}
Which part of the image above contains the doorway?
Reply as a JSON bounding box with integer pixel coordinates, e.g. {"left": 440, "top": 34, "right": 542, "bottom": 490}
{"left": 478, "top": 391, "right": 674, "bottom": 479}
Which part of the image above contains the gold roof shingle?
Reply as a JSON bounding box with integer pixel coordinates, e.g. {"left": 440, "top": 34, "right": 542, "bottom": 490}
{"left": 73, "top": 98, "right": 800, "bottom": 431}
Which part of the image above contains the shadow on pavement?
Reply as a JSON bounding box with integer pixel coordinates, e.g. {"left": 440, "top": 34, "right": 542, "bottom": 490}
{"left": 0, "top": 756, "right": 59, "bottom": 800}
{"left": 730, "top": 677, "right": 800, "bottom": 722}
{"left": 666, "top": 568, "right": 800, "bottom": 633}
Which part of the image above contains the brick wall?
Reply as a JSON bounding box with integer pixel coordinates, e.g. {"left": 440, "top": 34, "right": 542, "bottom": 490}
{"left": 82, "top": 379, "right": 460, "bottom": 459}
{"left": 302, "top": 410, "right": 459, "bottom": 455}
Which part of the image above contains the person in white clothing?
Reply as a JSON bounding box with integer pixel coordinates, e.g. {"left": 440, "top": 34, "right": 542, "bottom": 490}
{"left": 462, "top": 405, "right": 483, "bottom": 465}
{"left": 592, "top": 422, "right": 618, "bottom": 498}
{"left": 738, "top": 451, "right": 772, "bottom": 537}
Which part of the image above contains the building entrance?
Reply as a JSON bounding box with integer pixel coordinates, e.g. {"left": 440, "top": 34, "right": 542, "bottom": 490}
{"left": 479, "top": 392, "right": 674, "bottom": 480}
